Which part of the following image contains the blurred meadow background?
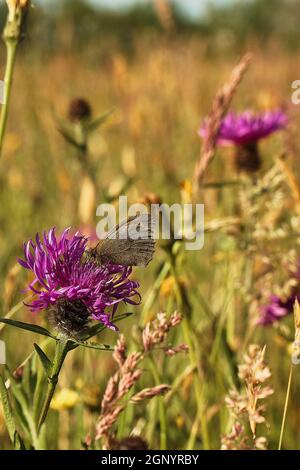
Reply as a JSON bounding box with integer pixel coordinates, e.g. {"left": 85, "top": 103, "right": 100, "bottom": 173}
{"left": 1, "top": 0, "right": 300, "bottom": 450}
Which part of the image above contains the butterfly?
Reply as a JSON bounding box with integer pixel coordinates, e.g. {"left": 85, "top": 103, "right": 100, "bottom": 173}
{"left": 88, "top": 213, "right": 155, "bottom": 267}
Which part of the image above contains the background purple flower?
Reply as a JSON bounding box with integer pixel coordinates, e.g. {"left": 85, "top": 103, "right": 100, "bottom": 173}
{"left": 258, "top": 260, "right": 300, "bottom": 326}
{"left": 258, "top": 294, "right": 297, "bottom": 326}
{"left": 199, "top": 109, "right": 288, "bottom": 146}
{"left": 18, "top": 227, "right": 140, "bottom": 332}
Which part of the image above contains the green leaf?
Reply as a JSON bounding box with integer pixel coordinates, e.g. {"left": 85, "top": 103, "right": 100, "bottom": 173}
{"left": 5, "top": 367, "right": 29, "bottom": 406}
{"left": 70, "top": 339, "right": 113, "bottom": 351}
{"left": 7, "top": 369, "right": 32, "bottom": 445}
{"left": 22, "top": 358, "right": 37, "bottom": 402}
{"left": 34, "top": 344, "right": 53, "bottom": 376}
{"left": 57, "top": 124, "right": 84, "bottom": 150}
{"left": 0, "top": 375, "right": 23, "bottom": 449}
{"left": 86, "top": 107, "right": 115, "bottom": 132}
{"left": 0, "top": 298, "right": 30, "bottom": 333}
{"left": 0, "top": 318, "right": 56, "bottom": 339}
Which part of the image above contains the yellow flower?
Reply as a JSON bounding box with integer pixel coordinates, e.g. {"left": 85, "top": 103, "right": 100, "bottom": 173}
{"left": 180, "top": 179, "right": 193, "bottom": 204}
{"left": 175, "top": 415, "right": 185, "bottom": 429}
{"left": 75, "top": 379, "right": 100, "bottom": 410}
{"left": 160, "top": 275, "right": 186, "bottom": 298}
{"left": 50, "top": 388, "right": 79, "bottom": 411}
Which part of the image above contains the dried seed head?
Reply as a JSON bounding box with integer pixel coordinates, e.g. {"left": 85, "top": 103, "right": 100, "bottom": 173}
{"left": 95, "top": 405, "right": 124, "bottom": 440}
{"left": 113, "top": 334, "right": 127, "bottom": 367}
{"left": 68, "top": 98, "right": 92, "bottom": 122}
{"left": 169, "top": 311, "right": 183, "bottom": 327}
{"left": 194, "top": 54, "right": 251, "bottom": 187}
{"left": 142, "top": 311, "right": 183, "bottom": 352}
{"left": 130, "top": 384, "right": 171, "bottom": 404}
{"left": 101, "top": 372, "right": 119, "bottom": 414}
{"left": 222, "top": 344, "right": 273, "bottom": 449}
{"left": 293, "top": 299, "right": 300, "bottom": 342}
{"left": 118, "top": 369, "right": 143, "bottom": 398}
{"left": 165, "top": 343, "right": 189, "bottom": 356}
{"left": 49, "top": 298, "right": 90, "bottom": 338}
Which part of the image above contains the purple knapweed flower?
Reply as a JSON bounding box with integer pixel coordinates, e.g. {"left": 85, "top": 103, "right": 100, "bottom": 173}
{"left": 258, "top": 294, "right": 297, "bottom": 326}
{"left": 199, "top": 110, "right": 288, "bottom": 146}
{"left": 18, "top": 227, "right": 140, "bottom": 336}
{"left": 199, "top": 109, "right": 288, "bottom": 173}
{"left": 258, "top": 260, "right": 300, "bottom": 326}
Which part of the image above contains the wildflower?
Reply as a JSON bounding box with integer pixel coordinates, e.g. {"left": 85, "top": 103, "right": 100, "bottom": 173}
{"left": 18, "top": 227, "right": 140, "bottom": 336}
{"left": 199, "top": 110, "right": 287, "bottom": 173}
{"left": 258, "top": 263, "right": 300, "bottom": 326}
{"left": 142, "top": 311, "right": 183, "bottom": 351}
{"left": 180, "top": 180, "right": 193, "bottom": 204}
{"left": 258, "top": 294, "right": 296, "bottom": 326}
{"left": 51, "top": 388, "right": 79, "bottom": 411}
{"left": 160, "top": 276, "right": 186, "bottom": 298}
{"left": 68, "top": 98, "right": 92, "bottom": 123}
{"left": 95, "top": 313, "right": 183, "bottom": 447}
{"left": 221, "top": 344, "right": 273, "bottom": 450}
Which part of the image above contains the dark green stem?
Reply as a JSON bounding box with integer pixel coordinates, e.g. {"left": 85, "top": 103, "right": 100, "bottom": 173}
{"left": 38, "top": 340, "right": 69, "bottom": 432}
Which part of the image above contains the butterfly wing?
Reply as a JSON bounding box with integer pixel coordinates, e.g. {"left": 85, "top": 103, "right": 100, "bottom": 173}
{"left": 95, "top": 214, "right": 155, "bottom": 267}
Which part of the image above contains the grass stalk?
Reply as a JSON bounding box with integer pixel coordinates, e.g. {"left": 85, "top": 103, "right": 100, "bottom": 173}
{"left": 278, "top": 364, "right": 293, "bottom": 450}
{"left": 0, "top": 38, "right": 18, "bottom": 158}
{"left": 148, "top": 357, "right": 167, "bottom": 450}
{"left": 168, "top": 256, "right": 210, "bottom": 449}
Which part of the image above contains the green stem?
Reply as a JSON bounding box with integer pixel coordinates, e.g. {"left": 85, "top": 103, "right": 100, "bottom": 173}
{"left": 0, "top": 38, "right": 18, "bottom": 158}
{"left": 169, "top": 256, "right": 210, "bottom": 450}
{"left": 182, "top": 317, "right": 209, "bottom": 450}
{"left": 141, "top": 261, "right": 170, "bottom": 325}
{"left": 38, "top": 340, "right": 69, "bottom": 432}
{"left": 278, "top": 364, "right": 293, "bottom": 450}
{"left": 148, "top": 357, "right": 167, "bottom": 450}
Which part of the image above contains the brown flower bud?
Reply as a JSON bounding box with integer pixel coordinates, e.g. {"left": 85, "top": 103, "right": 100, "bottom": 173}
{"left": 68, "top": 98, "right": 92, "bottom": 123}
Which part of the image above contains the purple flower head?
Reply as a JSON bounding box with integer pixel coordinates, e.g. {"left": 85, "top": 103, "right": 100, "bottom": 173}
{"left": 18, "top": 227, "right": 140, "bottom": 335}
{"left": 258, "top": 259, "right": 300, "bottom": 326}
{"left": 199, "top": 109, "right": 288, "bottom": 146}
{"left": 258, "top": 294, "right": 296, "bottom": 326}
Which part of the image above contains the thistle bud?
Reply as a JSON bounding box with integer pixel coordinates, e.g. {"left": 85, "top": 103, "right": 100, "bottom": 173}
{"left": 49, "top": 298, "right": 90, "bottom": 338}
{"left": 234, "top": 143, "right": 262, "bottom": 174}
{"left": 68, "top": 98, "right": 92, "bottom": 123}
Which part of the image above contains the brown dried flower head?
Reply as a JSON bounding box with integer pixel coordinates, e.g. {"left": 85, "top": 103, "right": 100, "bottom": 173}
{"left": 222, "top": 344, "right": 273, "bottom": 450}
